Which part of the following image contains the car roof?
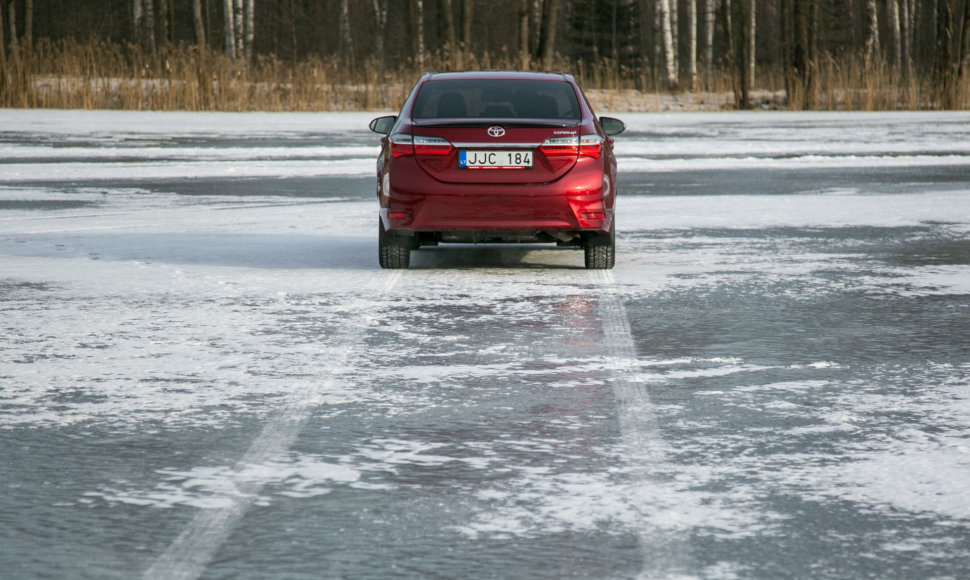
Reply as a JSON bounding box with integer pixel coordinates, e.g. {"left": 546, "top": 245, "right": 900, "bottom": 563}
{"left": 423, "top": 71, "right": 574, "bottom": 83}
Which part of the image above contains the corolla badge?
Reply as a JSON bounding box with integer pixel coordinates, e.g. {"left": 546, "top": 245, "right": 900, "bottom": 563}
{"left": 487, "top": 126, "right": 506, "bottom": 138}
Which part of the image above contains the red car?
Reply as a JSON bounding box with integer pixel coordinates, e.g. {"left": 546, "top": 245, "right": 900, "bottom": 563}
{"left": 369, "top": 71, "right": 625, "bottom": 269}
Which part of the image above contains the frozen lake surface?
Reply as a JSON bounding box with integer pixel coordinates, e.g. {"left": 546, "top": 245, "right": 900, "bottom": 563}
{"left": 2, "top": 109, "right": 970, "bottom": 579}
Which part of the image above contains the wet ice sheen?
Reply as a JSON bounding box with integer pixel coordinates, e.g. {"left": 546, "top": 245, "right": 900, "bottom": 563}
{"left": 1, "top": 110, "right": 969, "bottom": 579}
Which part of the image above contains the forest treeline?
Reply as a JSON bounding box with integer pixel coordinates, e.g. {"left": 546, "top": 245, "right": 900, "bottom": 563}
{"left": 1, "top": 0, "right": 970, "bottom": 111}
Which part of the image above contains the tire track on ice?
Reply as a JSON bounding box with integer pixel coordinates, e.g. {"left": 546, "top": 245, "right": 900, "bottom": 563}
{"left": 142, "top": 270, "right": 402, "bottom": 580}
{"left": 592, "top": 270, "right": 693, "bottom": 578}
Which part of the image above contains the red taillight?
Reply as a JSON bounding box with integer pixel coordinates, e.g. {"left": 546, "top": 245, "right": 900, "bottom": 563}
{"left": 389, "top": 133, "right": 413, "bottom": 158}
{"left": 413, "top": 135, "right": 453, "bottom": 156}
{"left": 539, "top": 134, "right": 602, "bottom": 158}
{"left": 540, "top": 136, "right": 579, "bottom": 157}
{"left": 579, "top": 135, "right": 603, "bottom": 158}
{"left": 390, "top": 134, "right": 453, "bottom": 158}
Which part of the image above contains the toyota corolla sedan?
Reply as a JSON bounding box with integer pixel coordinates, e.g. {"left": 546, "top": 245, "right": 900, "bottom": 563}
{"left": 368, "top": 71, "right": 624, "bottom": 269}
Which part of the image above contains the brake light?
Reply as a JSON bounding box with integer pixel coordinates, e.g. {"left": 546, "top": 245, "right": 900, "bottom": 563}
{"left": 390, "top": 134, "right": 453, "bottom": 158}
{"left": 579, "top": 135, "right": 603, "bottom": 158}
{"left": 413, "top": 135, "right": 453, "bottom": 156}
{"left": 540, "top": 136, "right": 579, "bottom": 156}
{"left": 389, "top": 133, "right": 413, "bottom": 158}
{"left": 539, "top": 134, "right": 602, "bottom": 158}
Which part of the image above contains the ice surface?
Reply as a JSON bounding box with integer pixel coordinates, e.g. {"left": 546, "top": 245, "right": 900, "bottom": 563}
{"left": 2, "top": 110, "right": 969, "bottom": 579}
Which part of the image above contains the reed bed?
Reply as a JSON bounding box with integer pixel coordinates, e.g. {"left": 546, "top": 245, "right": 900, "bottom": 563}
{"left": 1, "top": 39, "right": 967, "bottom": 112}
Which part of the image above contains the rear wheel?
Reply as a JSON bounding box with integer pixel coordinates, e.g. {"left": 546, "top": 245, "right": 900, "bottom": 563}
{"left": 584, "top": 221, "right": 615, "bottom": 270}
{"left": 378, "top": 220, "right": 411, "bottom": 269}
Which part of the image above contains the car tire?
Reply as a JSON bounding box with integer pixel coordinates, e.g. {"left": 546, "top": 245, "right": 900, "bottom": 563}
{"left": 379, "top": 219, "right": 411, "bottom": 269}
{"left": 584, "top": 221, "right": 615, "bottom": 270}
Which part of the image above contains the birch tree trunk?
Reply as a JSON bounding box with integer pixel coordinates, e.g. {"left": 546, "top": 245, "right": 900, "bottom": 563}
{"left": 659, "top": 0, "right": 677, "bottom": 88}
{"left": 224, "top": 0, "right": 235, "bottom": 58}
{"left": 244, "top": 0, "right": 255, "bottom": 64}
{"left": 723, "top": 0, "right": 737, "bottom": 101}
{"left": 688, "top": 0, "right": 697, "bottom": 90}
{"left": 670, "top": 0, "right": 679, "bottom": 77}
{"left": 889, "top": 0, "right": 902, "bottom": 72}
{"left": 901, "top": 0, "right": 912, "bottom": 82}
{"left": 748, "top": 0, "right": 755, "bottom": 89}
{"left": 704, "top": 0, "right": 715, "bottom": 91}
{"left": 654, "top": 0, "right": 662, "bottom": 83}
{"left": 865, "top": 0, "right": 879, "bottom": 66}
{"left": 233, "top": 0, "right": 244, "bottom": 60}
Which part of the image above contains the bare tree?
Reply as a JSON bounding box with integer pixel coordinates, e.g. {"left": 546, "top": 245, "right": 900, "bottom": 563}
{"left": 900, "top": 0, "right": 912, "bottom": 81}
{"left": 144, "top": 0, "right": 156, "bottom": 53}
{"left": 193, "top": 0, "right": 206, "bottom": 48}
{"left": 728, "top": 0, "right": 751, "bottom": 108}
{"left": 223, "top": 0, "right": 254, "bottom": 63}
{"left": 519, "top": 0, "right": 530, "bottom": 69}
{"left": 233, "top": 0, "right": 244, "bottom": 59}
{"left": 23, "top": 0, "right": 31, "bottom": 55}
{"left": 133, "top": 0, "right": 143, "bottom": 48}
{"left": 670, "top": 0, "right": 678, "bottom": 75}
{"left": 372, "top": 0, "right": 389, "bottom": 70}
{"left": 0, "top": 0, "right": 6, "bottom": 81}
{"left": 704, "top": 0, "right": 715, "bottom": 90}
{"left": 688, "top": 0, "right": 697, "bottom": 90}
{"left": 962, "top": 0, "right": 970, "bottom": 74}
{"left": 443, "top": 0, "right": 458, "bottom": 68}
{"left": 223, "top": 0, "right": 235, "bottom": 58}
{"left": 340, "top": 0, "right": 353, "bottom": 63}
{"left": 412, "top": 0, "right": 425, "bottom": 69}
{"left": 244, "top": 0, "right": 255, "bottom": 63}
{"left": 888, "top": 0, "right": 902, "bottom": 72}
{"left": 131, "top": 0, "right": 157, "bottom": 54}
{"left": 935, "top": 0, "right": 955, "bottom": 107}
{"left": 538, "top": 0, "right": 560, "bottom": 70}
{"left": 748, "top": 0, "right": 755, "bottom": 89}
{"left": 5, "top": 0, "right": 18, "bottom": 68}
{"left": 461, "top": 0, "right": 473, "bottom": 60}
{"left": 659, "top": 0, "right": 677, "bottom": 88}
{"left": 159, "top": 0, "right": 169, "bottom": 47}
{"left": 865, "top": 0, "right": 879, "bottom": 66}
{"left": 788, "top": 0, "right": 819, "bottom": 109}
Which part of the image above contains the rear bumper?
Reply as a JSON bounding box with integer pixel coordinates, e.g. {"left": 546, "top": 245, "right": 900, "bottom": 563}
{"left": 381, "top": 157, "right": 613, "bottom": 235}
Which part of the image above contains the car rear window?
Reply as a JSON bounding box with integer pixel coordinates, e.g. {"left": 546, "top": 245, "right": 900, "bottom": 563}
{"left": 412, "top": 79, "right": 582, "bottom": 121}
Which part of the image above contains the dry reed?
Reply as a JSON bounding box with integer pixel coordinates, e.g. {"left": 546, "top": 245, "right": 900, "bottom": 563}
{"left": 1, "top": 39, "right": 968, "bottom": 112}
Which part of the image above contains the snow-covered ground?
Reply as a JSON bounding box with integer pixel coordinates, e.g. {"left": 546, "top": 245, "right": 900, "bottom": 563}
{"left": 1, "top": 109, "right": 969, "bottom": 579}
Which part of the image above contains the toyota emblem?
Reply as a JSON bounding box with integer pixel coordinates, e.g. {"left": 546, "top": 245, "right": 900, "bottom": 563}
{"left": 487, "top": 126, "right": 506, "bottom": 138}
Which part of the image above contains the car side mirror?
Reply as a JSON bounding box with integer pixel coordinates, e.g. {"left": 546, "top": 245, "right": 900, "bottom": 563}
{"left": 600, "top": 117, "right": 626, "bottom": 136}
{"left": 369, "top": 115, "right": 397, "bottom": 135}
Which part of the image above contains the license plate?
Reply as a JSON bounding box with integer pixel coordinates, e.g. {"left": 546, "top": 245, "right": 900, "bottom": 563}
{"left": 459, "top": 150, "right": 533, "bottom": 169}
